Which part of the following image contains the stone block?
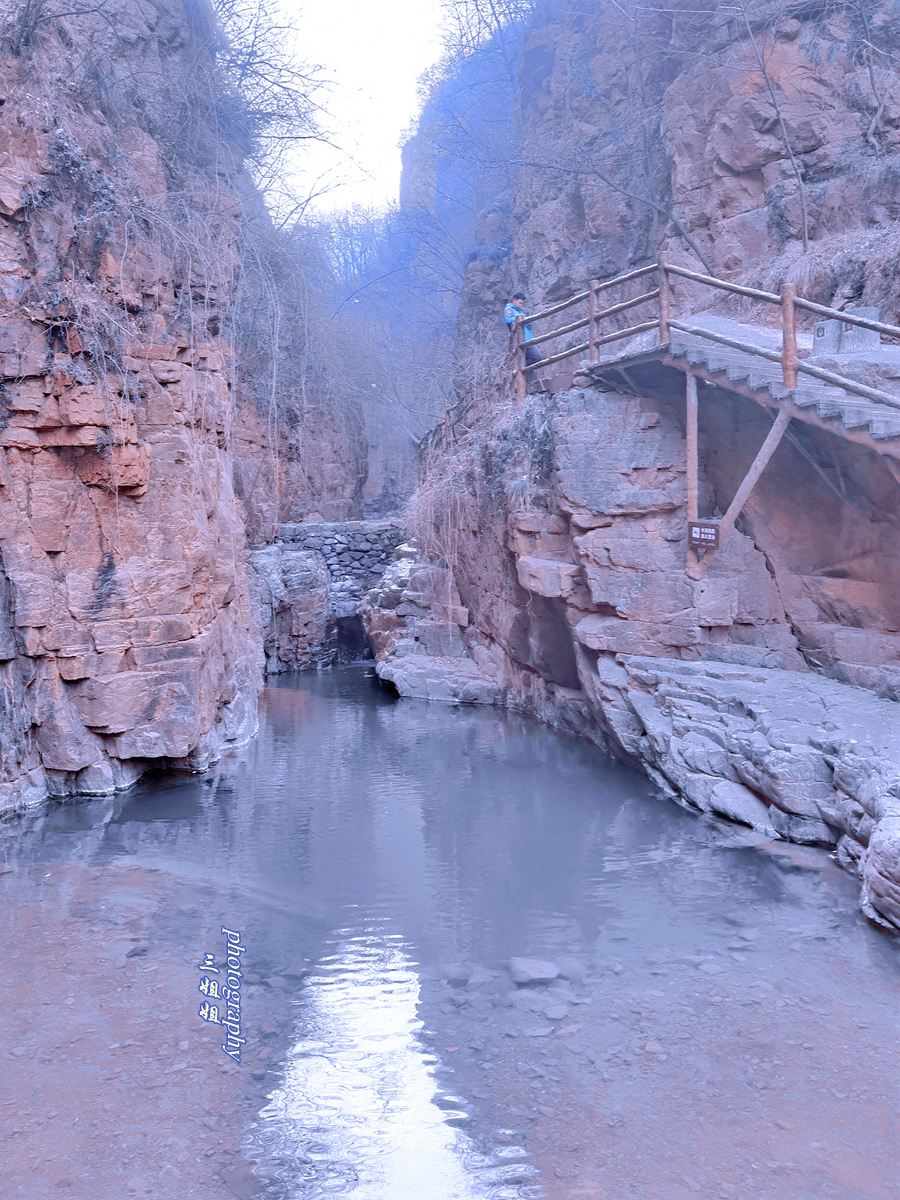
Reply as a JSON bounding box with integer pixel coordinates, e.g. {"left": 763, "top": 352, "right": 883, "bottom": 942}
{"left": 76, "top": 441, "right": 151, "bottom": 490}
{"left": 516, "top": 556, "right": 581, "bottom": 599}
{"left": 692, "top": 577, "right": 738, "bottom": 627}
{"left": 828, "top": 628, "right": 900, "bottom": 667}
{"left": 582, "top": 566, "right": 693, "bottom": 620}
{"left": 71, "top": 671, "right": 157, "bottom": 733}
{"left": 0, "top": 315, "right": 46, "bottom": 377}
{"left": 57, "top": 653, "right": 101, "bottom": 681}
{"left": 90, "top": 615, "right": 197, "bottom": 652}
{"left": 58, "top": 386, "right": 109, "bottom": 427}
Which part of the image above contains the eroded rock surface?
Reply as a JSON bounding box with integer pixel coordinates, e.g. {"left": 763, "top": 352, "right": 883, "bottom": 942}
{"left": 364, "top": 383, "right": 900, "bottom": 928}
{"left": 0, "top": 2, "right": 365, "bottom": 809}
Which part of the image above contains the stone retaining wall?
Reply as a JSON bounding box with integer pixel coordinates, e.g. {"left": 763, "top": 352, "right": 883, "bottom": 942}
{"left": 276, "top": 520, "right": 406, "bottom": 616}
{"left": 251, "top": 520, "right": 407, "bottom": 675}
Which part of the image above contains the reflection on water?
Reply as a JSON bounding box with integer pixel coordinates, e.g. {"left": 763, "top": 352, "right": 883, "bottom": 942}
{"left": 249, "top": 925, "right": 495, "bottom": 1200}
{"left": 1, "top": 665, "right": 899, "bottom": 1199}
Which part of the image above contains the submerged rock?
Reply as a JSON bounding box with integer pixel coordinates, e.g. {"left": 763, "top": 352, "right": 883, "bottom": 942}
{"left": 509, "top": 957, "right": 560, "bottom": 984}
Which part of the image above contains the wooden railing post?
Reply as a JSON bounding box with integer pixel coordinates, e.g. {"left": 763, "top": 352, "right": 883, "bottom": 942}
{"left": 588, "top": 279, "right": 599, "bottom": 362}
{"left": 658, "top": 252, "right": 671, "bottom": 344}
{"left": 514, "top": 315, "right": 527, "bottom": 403}
{"left": 781, "top": 281, "right": 798, "bottom": 391}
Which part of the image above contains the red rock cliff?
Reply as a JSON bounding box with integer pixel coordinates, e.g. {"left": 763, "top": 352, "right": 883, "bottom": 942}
{"left": 0, "top": 0, "right": 364, "bottom": 808}
{"left": 365, "top": 0, "right": 900, "bottom": 926}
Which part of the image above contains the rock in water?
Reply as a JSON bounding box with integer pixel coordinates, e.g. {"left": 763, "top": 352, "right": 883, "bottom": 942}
{"left": 509, "top": 957, "right": 559, "bottom": 984}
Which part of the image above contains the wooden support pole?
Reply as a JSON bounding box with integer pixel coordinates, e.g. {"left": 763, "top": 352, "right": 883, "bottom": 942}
{"left": 691, "top": 408, "right": 791, "bottom": 578}
{"left": 588, "top": 278, "right": 599, "bottom": 362}
{"left": 514, "top": 316, "right": 527, "bottom": 403}
{"left": 686, "top": 372, "right": 699, "bottom": 522}
{"left": 658, "top": 252, "right": 671, "bottom": 344}
{"left": 685, "top": 370, "right": 699, "bottom": 572}
{"left": 781, "top": 282, "right": 798, "bottom": 391}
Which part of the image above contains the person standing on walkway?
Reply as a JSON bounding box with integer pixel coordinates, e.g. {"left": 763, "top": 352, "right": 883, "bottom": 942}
{"left": 504, "top": 292, "right": 543, "bottom": 366}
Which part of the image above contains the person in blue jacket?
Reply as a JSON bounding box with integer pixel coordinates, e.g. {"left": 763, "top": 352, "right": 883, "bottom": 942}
{"left": 504, "top": 292, "right": 542, "bottom": 365}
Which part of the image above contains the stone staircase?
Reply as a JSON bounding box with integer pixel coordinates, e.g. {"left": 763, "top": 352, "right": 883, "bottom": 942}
{"left": 668, "top": 314, "right": 900, "bottom": 443}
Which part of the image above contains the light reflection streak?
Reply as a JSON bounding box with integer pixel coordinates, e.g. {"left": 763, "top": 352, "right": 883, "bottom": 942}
{"left": 250, "top": 927, "right": 494, "bottom": 1199}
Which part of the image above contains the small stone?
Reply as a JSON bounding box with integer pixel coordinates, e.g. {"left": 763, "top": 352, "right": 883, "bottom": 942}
{"left": 438, "top": 963, "right": 472, "bottom": 985}
{"left": 545, "top": 1005, "right": 568, "bottom": 1020}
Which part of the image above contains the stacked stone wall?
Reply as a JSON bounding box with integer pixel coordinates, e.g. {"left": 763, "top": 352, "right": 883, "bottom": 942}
{"left": 276, "top": 520, "right": 406, "bottom": 617}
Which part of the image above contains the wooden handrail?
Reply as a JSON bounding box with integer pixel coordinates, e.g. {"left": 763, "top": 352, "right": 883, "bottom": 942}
{"left": 668, "top": 320, "right": 900, "bottom": 411}
{"left": 527, "top": 287, "right": 660, "bottom": 348}
{"left": 793, "top": 297, "right": 900, "bottom": 341}
{"left": 522, "top": 263, "right": 657, "bottom": 325}
{"left": 527, "top": 313, "right": 589, "bottom": 348}
{"left": 523, "top": 319, "right": 658, "bottom": 373}
{"left": 513, "top": 257, "right": 900, "bottom": 419}
{"left": 664, "top": 263, "right": 781, "bottom": 305}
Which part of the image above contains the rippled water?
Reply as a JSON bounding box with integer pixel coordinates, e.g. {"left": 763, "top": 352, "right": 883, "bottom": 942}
{"left": 3, "top": 665, "right": 899, "bottom": 1199}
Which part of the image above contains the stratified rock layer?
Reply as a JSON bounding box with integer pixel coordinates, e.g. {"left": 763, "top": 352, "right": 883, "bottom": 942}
{"left": 0, "top": 2, "right": 362, "bottom": 808}
{"left": 363, "top": 383, "right": 900, "bottom": 929}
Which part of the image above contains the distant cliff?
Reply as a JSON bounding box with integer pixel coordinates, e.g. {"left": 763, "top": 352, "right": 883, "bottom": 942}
{"left": 401, "top": 0, "right": 900, "bottom": 335}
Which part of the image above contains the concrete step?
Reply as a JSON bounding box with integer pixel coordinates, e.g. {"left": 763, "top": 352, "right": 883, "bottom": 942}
{"left": 668, "top": 323, "right": 900, "bottom": 444}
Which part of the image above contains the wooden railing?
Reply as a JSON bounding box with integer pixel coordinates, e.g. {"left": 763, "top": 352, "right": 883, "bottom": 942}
{"left": 511, "top": 254, "right": 900, "bottom": 411}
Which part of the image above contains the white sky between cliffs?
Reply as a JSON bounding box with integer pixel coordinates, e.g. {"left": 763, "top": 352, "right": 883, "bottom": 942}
{"left": 276, "top": 0, "right": 446, "bottom": 216}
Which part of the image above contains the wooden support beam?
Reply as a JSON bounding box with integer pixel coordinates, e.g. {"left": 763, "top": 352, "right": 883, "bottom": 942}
{"left": 588, "top": 279, "right": 599, "bottom": 362}
{"left": 690, "top": 407, "right": 792, "bottom": 578}
{"left": 658, "top": 252, "right": 671, "bottom": 344}
{"left": 686, "top": 372, "right": 699, "bottom": 522}
{"left": 685, "top": 370, "right": 699, "bottom": 571}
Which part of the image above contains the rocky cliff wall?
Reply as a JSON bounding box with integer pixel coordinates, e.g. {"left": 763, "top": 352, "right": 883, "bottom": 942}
{"left": 376, "top": 0, "right": 900, "bottom": 926}
{"left": 435, "top": 0, "right": 900, "bottom": 336}
{"left": 363, "top": 379, "right": 900, "bottom": 930}
{"left": 0, "top": 1, "right": 363, "bottom": 810}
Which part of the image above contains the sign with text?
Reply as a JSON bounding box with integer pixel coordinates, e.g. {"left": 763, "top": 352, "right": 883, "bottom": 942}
{"left": 688, "top": 521, "right": 720, "bottom": 550}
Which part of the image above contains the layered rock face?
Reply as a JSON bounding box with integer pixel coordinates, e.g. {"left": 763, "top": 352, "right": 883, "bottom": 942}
{"left": 363, "top": 382, "right": 900, "bottom": 928}
{"left": 0, "top": 2, "right": 363, "bottom": 809}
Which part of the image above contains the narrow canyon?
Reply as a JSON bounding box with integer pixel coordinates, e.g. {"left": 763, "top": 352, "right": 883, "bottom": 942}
{"left": 1, "top": 1, "right": 899, "bottom": 1197}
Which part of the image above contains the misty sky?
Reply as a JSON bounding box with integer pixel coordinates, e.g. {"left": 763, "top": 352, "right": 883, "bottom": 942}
{"left": 279, "top": 0, "right": 446, "bottom": 215}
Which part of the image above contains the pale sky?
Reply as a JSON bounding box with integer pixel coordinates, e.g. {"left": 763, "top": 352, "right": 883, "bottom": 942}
{"left": 278, "top": 0, "right": 447, "bottom": 215}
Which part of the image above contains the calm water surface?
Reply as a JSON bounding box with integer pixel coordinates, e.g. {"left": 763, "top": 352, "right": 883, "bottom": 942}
{"left": 3, "top": 665, "right": 899, "bottom": 1199}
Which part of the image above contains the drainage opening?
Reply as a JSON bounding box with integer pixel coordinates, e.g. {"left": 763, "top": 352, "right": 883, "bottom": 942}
{"left": 335, "top": 613, "right": 374, "bottom": 663}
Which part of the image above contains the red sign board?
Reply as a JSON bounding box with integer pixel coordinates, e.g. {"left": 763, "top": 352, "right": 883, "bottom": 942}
{"left": 689, "top": 521, "right": 720, "bottom": 550}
